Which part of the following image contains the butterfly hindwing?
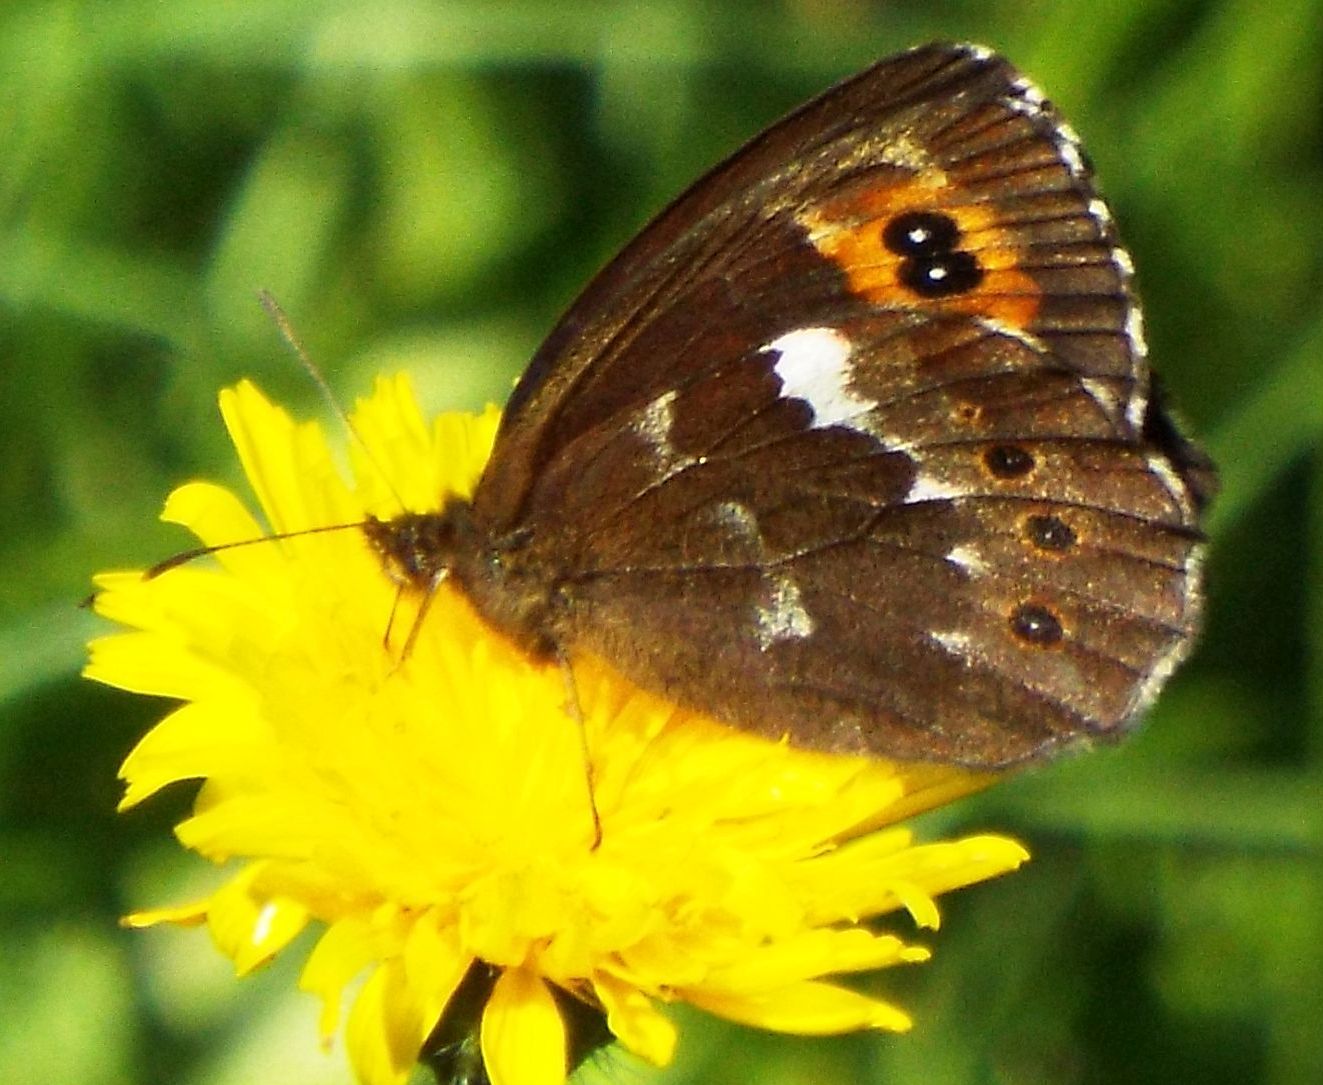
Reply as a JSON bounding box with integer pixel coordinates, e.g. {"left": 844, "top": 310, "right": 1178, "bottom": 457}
{"left": 528, "top": 315, "right": 1199, "bottom": 765}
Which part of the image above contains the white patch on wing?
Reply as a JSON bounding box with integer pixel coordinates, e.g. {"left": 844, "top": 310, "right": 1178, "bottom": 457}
{"left": 1055, "top": 124, "right": 1087, "bottom": 176}
{"left": 1124, "top": 547, "right": 1204, "bottom": 718}
{"left": 876, "top": 132, "right": 931, "bottom": 171}
{"left": 975, "top": 315, "right": 1047, "bottom": 353}
{"left": 1004, "top": 78, "right": 1089, "bottom": 179}
{"left": 929, "top": 629, "right": 973, "bottom": 656}
{"left": 1008, "top": 74, "right": 1045, "bottom": 106}
{"left": 945, "top": 544, "right": 988, "bottom": 576}
{"left": 710, "top": 500, "right": 815, "bottom": 650}
{"left": 636, "top": 388, "right": 676, "bottom": 446}
{"left": 905, "top": 472, "right": 967, "bottom": 504}
{"left": 1145, "top": 451, "right": 1198, "bottom": 517}
{"left": 1005, "top": 88, "right": 1042, "bottom": 117}
{"left": 767, "top": 327, "right": 875, "bottom": 430}
{"left": 1125, "top": 304, "right": 1148, "bottom": 358}
{"left": 634, "top": 388, "right": 697, "bottom": 473}
{"left": 715, "top": 500, "right": 758, "bottom": 536}
{"left": 1081, "top": 377, "right": 1124, "bottom": 424}
{"left": 1125, "top": 389, "right": 1148, "bottom": 432}
{"left": 756, "top": 574, "right": 815, "bottom": 650}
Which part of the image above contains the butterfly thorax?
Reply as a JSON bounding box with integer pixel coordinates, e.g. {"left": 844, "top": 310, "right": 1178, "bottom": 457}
{"left": 362, "top": 502, "right": 562, "bottom": 660}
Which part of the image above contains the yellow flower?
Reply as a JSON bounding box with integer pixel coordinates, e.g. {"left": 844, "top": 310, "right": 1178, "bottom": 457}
{"left": 85, "top": 375, "right": 1029, "bottom": 1085}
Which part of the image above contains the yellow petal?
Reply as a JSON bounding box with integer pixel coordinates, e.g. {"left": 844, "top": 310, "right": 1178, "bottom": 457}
{"left": 84, "top": 629, "right": 243, "bottom": 703}
{"left": 204, "top": 866, "right": 310, "bottom": 975}
{"left": 160, "top": 480, "right": 266, "bottom": 553}
{"left": 301, "top": 917, "right": 392, "bottom": 1041}
{"left": 220, "top": 382, "right": 316, "bottom": 536}
{"left": 117, "top": 701, "right": 268, "bottom": 810}
{"left": 346, "top": 962, "right": 412, "bottom": 1085}
{"left": 699, "top": 927, "right": 918, "bottom": 991}
{"left": 592, "top": 971, "right": 675, "bottom": 1067}
{"left": 687, "top": 978, "right": 912, "bottom": 1034}
{"left": 121, "top": 898, "right": 211, "bottom": 929}
{"left": 481, "top": 969, "right": 567, "bottom": 1085}
{"left": 176, "top": 795, "right": 318, "bottom": 862}
{"left": 387, "top": 913, "right": 473, "bottom": 1058}
{"left": 797, "top": 832, "right": 1030, "bottom": 926}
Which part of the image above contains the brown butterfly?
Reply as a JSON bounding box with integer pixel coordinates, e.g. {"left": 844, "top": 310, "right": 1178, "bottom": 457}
{"left": 340, "top": 43, "right": 1211, "bottom": 768}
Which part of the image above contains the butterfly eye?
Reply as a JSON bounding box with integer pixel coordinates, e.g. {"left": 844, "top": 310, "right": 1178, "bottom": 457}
{"left": 1025, "top": 514, "right": 1077, "bottom": 552}
{"left": 1009, "top": 603, "right": 1065, "bottom": 647}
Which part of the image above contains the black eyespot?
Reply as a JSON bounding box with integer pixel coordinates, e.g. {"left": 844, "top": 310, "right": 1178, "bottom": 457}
{"left": 897, "top": 250, "right": 984, "bottom": 297}
{"left": 984, "top": 444, "right": 1035, "bottom": 479}
{"left": 1025, "top": 514, "right": 1076, "bottom": 552}
{"left": 882, "top": 210, "right": 960, "bottom": 256}
{"left": 1010, "top": 603, "right": 1063, "bottom": 647}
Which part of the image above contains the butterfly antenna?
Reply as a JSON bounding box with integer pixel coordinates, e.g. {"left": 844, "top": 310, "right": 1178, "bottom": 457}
{"left": 257, "top": 289, "right": 407, "bottom": 510}
{"left": 144, "top": 521, "right": 369, "bottom": 579}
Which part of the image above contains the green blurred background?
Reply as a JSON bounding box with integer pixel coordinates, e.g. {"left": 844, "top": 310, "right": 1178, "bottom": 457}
{"left": 3, "top": 1, "right": 1321, "bottom": 1083}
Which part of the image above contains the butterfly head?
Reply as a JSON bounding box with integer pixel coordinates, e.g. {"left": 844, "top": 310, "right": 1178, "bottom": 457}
{"left": 361, "top": 503, "right": 474, "bottom": 592}
{"left": 362, "top": 501, "right": 564, "bottom": 662}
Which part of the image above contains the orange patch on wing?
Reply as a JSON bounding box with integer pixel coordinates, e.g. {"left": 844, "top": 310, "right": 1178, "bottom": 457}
{"left": 798, "top": 177, "right": 1042, "bottom": 329}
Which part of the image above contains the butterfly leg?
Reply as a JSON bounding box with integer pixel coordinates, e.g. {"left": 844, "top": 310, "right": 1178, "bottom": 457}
{"left": 398, "top": 572, "right": 447, "bottom": 661}
{"left": 556, "top": 647, "right": 602, "bottom": 850}
{"left": 382, "top": 584, "right": 406, "bottom": 651}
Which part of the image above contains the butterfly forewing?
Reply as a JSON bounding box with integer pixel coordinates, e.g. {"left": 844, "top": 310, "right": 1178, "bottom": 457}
{"left": 451, "top": 43, "right": 1208, "bottom": 768}
{"left": 476, "top": 45, "right": 1033, "bottom": 525}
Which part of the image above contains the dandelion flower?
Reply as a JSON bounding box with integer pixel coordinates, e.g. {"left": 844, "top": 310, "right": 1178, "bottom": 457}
{"left": 86, "top": 375, "right": 1028, "bottom": 1085}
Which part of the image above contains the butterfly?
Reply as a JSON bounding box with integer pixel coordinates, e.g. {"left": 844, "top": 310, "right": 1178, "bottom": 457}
{"left": 364, "top": 42, "right": 1213, "bottom": 769}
